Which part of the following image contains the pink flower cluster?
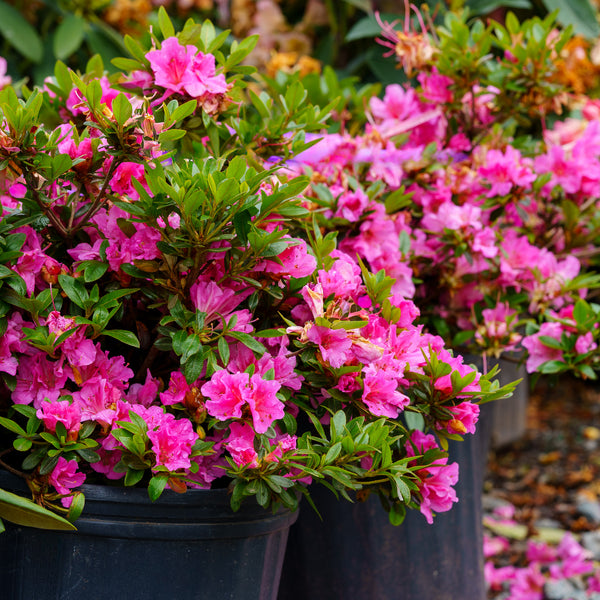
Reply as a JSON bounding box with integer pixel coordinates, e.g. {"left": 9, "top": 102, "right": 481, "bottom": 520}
{"left": 145, "top": 37, "right": 230, "bottom": 113}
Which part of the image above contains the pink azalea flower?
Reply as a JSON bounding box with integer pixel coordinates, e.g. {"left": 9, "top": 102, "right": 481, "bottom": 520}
{"left": 225, "top": 421, "right": 259, "bottom": 468}
{"left": 485, "top": 561, "right": 517, "bottom": 591}
{"left": 167, "top": 212, "right": 180, "bottom": 228}
{"left": 334, "top": 188, "right": 370, "bottom": 222}
{"left": 90, "top": 434, "right": 125, "bottom": 480}
{"left": 484, "top": 534, "right": 510, "bottom": 558}
{"left": 406, "top": 430, "right": 459, "bottom": 524}
{"left": 306, "top": 325, "right": 353, "bottom": 369}
{"left": 160, "top": 371, "right": 190, "bottom": 406}
{"left": 0, "top": 57, "right": 11, "bottom": 89}
{"left": 73, "top": 349, "right": 133, "bottom": 390}
{"left": 521, "top": 322, "right": 564, "bottom": 373}
{"left": 145, "top": 412, "right": 198, "bottom": 473}
{"left": 0, "top": 313, "right": 29, "bottom": 376}
{"left": 37, "top": 399, "right": 82, "bottom": 439}
{"left": 442, "top": 401, "right": 480, "bottom": 435}
{"left": 202, "top": 370, "right": 284, "bottom": 433}
{"left": 478, "top": 146, "right": 536, "bottom": 198}
{"left": 317, "top": 251, "right": 363, "bottom": 300}
{"left": 13, "top": 352, "right": 70, "bottom": 408}
{"left": 246, "top": 375, "right": 284, "bottom": 434}
{"left": 46, "top": 311, "right": 97, "bottom": 367}
{"left": 126, "top": 370, "right": 160, "bottom": 407}
{"left": 109, "top": 161, "right": 148, "bottom": 199}
{"left": 361, "top": 365, "right": 409, "bottom": 418}
{"left": 146, "top": 37, "right": 228, "bottom": 100}
{"left": 417, "top": 67, "right": 453, "bottom": 104}
{"left": 190, "top": 279, "right": 244, "bottom": 322}
{"left": 49, "top": 457, "right": 86, "bottom": 507}
{"left": 549, "top": 533, "right": 594, "bottom": 579}
{"left": 72, "top": 376, "right": 122, "bottom": 427}
{"left": 202, "top": 370, "right": 248, "bottom": 421}
{"left": 509, "top": 565, "right": 545, "bottom": 600}
{"left": 575, "top": 331, "right": 597, "bottom": 354}
{"left": 257, "top": 238, "right": 317, "bottom": 279}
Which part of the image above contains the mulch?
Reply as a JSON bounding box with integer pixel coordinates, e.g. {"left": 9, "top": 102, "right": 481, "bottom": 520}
{"left": 485, "top": 375, "right": 600, "bottom": 535}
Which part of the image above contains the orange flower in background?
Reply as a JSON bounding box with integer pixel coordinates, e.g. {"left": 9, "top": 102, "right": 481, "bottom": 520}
{"left": 266, "top": 51, "right": 321, "bottom": 77}
{"left": 104, "top": 0, "right": 153, "bottom": 34}
{"left": 553, "top": 36, "right": 600, "bottom": 95}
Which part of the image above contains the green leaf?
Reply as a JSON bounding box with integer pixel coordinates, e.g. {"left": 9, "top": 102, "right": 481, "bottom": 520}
{"left": 217, "top": 337, "right": 230, "bottom": 365}
{"left": 102, "top": 329, "right": 140, "bottom": 347}
{"left": 0, "top": 488, "right": 76, "bottom": 530}
{"left": 53, "top": 14, "right": 86, "bottom": 61}
{"left": 157, "top": 6, "right": 175, "bottom": 40}
{"left": 76, "top": 448, "right": 100, "bottom": 463}
{"left": 466, "top": 0, "right": 532, "bottom": 14}
{"left": 578, "top": 364, "right": 597, "bottom": 380}
{"left": 148, "top": 474, "right": 169, "bottom": 501}
{"left": 226, "top": 331, "right": 266, "bottom": 355}
{"left": 112, "top": 93, "right": 133, "bottom": 127}
{"left": 0, "top": 417, "right": 26, "bottom": 436}
{"left": 184, "top": 351, "right": 205, "bottom": 384}
{"left": 158, "top": 129, "right": 186, "bottom": 143}
{"left": 324, "top": 441, "right": 342, "bottom": 464}
{"left": 541, "top": 0, "right": 600, "bottom": 38}
{"left": 77, "top": 260, "right": 108, "bottom": 283}
{"left": 58, "top": 274, "right": 88, "bottom": 309}
{"left": 0, "top": 1, "right": 43, "bottom": 62}
{"left": 170, "top": 99, "right": 198, "bottom": 123}
{"left": 13, "top": 438, "right": 32, "bottom": 452}
{"left": 538, "top": 335, "right": 563, "bottom": 350}
{"left": 111, "top": 57, "right": 144, "bottom": 72}
{"left": 538, "top": 360, "right": 568, "bottom": 374}
{"left": 388, "top": 502, "right": 406, "bottom": 526}
{"left": 393, "top": 475, "right": 412, "bottom": 503}
{"left": 124, "top": 469, "right": 145, "bottom": 487}
{"left": 404, "top": 411, "right": 425, "bottom": 431}
{"left": 331, "top": 411, "right": 347, "bottom": 440}
{"left": 66, "top": 492, "right": 85, "bottom": 522}
{"left": 573, "top": 299, "right": 591, "bottom": 326}
{"left": 345, "top": 13, "right": 399, "bottom": 42}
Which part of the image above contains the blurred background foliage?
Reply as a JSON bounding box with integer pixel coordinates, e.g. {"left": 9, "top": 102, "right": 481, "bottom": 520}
{"left": 0, "top": 0, "right": 599, "bottom": 94}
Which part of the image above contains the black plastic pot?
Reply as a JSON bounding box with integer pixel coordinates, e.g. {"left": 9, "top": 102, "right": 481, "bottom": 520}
{"left": 278, "top": 403, "right": 493, "bottom": 600}
{"left": 490, "top": 354, "right": 529, "bottom": 448}
{"left": 0, "top": 472, "right": 298, "bottom": 600}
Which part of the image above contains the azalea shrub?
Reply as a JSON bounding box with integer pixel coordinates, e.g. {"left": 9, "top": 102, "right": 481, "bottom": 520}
{"left": 270, "top": 6, "right": 600, "bottom": 377}
{"left": 0, "top": 10, "right": 517, "bottom": 529}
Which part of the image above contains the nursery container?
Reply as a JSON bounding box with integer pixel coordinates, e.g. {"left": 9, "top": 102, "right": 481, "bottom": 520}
{"left": 277, "top": 403, "right": 493, "bottom": 600}
{"left": 0, "top": 471, "right": 298, "bottom": 600}
{"left": 490, "top": 356, "right": 529, "bottom": 447}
